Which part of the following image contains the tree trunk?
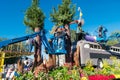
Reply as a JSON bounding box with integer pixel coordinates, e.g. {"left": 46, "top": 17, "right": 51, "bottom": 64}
{"left": 64, "top": 24, "right": 72, "bottom": 63}
{"left": 34, "top": 27, "right": 42, "bottom": 67}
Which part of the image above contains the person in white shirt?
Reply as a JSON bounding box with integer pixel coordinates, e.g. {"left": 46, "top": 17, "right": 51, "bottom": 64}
{"left": 6, "top": 67, "right": 14, "bottom": 80}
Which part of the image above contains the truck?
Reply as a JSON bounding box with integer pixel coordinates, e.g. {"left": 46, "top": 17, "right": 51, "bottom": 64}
{"left": 75, "top": 26, "right": 120, "bottom": 68}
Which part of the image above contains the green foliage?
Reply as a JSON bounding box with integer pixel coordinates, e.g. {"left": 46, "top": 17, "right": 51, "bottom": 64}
{"left": 83, "top": 60, "right": 95, "bottom": 75}
{"left": 3, "top": 42, "right": 28, "bottom": 52}
{"left": 16, "top": 66, "right": 80, "bottom": 80}
{"left": 48, "top": 66, "right": 80, "bottom": 80}
{"left": 15, "top": 58, "right": 120, "bottom": 79}
{"left": 70, "top": 66, "right": 81, "bottom": 80}
{"left": 37, "top": 72, "right": 49, "bottom": 80}
{"left": 70, "top": 29, "right": 76, "bottom": 42}
{"left": 97, "top": 60, "right": 113, "bottom": 75}
{"left": 107, "top": 31, "right": 120, "bottom": 46}
{"left": 83, "top": 57, "right": 120, "bottom": 76}
{"left": 16, "top": 71, "right": 34, "bottom": 80}
{"left": 110, "top": 57, "right": 120, "bottom": 74}
{"left": 49, "top": 67, "right": 71, "bottom": 80}
{"left": 0, "top": 37, "right": 7, "bottom": 51}
{"left": 24, "top": 0, "right": 45, "bottom": 30}
{"left": 0, "top": 38, "right": 29, "bottom": 64}
{"left": 107, "top": 39, "right": 119, "bottom": 46}
{"left": 50, "top": 0, "right": 76, "bottom": 26}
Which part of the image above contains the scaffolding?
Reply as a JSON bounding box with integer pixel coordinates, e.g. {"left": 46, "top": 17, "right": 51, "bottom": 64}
{"left": 0, "top": 52, "right": 5, "bottom": 79}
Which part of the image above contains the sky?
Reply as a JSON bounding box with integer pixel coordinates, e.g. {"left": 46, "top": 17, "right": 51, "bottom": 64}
{"left": 0, "top": 0, "right": 120, "bottom": 39}
{"left": 0, "top": 0, "right": 120, "bottom": 58}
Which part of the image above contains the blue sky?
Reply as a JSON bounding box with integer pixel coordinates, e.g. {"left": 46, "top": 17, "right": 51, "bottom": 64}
{"left": 0, "top": 0, "right": 120, "bottom": 39}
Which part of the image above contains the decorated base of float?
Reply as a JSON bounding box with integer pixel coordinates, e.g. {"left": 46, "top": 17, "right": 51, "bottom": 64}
{"left": 15, "top": 62, "right": 120, "bottom": 80}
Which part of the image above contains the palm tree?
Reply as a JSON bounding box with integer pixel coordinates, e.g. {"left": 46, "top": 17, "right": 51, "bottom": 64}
{"left": 50, "top": 0, "right": 76, "bottom": 63}
{"left": 24, "top": 0, "right": 45, "bottom": 68}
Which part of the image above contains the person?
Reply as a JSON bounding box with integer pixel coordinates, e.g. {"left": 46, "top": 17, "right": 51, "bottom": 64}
{"left": 54, "top": 26, "right": 67, "bottom": 54}
{"left": 6, "top": 67, "right": 14, "bottom": 80}
{"left": 9, "top": 68, "right": 20, "bottom": 80}
{"left": 17, "top": 59, "right": 24, "bottom": 74}
{"left": 25, "top": 38, "right": 34, "bottom": 52}
{"left": 51, "top": 25, "right": 72, "bottom": 66}
{"left": 51, "top": 26, "right": 66, "bottom": 66}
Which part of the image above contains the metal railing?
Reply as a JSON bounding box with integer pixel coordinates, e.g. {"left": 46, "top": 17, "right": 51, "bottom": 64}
{"left": 0, "top": 52, "right": 5, "bottom": 79}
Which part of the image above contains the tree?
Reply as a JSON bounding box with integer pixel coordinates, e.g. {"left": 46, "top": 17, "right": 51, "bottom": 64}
{"left": 0, "top": 38, "right": 21, "bottom": 64}
{"left": 70, "top": 29, "right": 76, "bottom": 42}
{"left": 24, "top": 0, "right": 45, "bottom": 30}
{"left": 107, "top": 31, "right": 120, "bottom": 46}
{"left": 50, "top": 0, "right": 76, "bottom": 63}
{"left": 107, "top": 39, "right": 119, "bottom": 46}
{"left": 50, "top": 0, "right": 75, "bottom": 26}
{"left": 0, "top": 37, "right": 7, "bottom": 41}
{"left": 24, "top": 0, "right": 45, "bottom": 69}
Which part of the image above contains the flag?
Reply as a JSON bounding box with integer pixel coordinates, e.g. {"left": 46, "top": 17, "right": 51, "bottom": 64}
{"left": 80, "top": 11, "right": 83, "bottom": 17}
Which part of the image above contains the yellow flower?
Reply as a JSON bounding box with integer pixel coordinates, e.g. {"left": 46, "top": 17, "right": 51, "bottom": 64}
{"left": 114, "top": 74, "right": 120, "bottom": 78}
{"left": 81, "top": 77, "right": 88, "bottom": 80}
